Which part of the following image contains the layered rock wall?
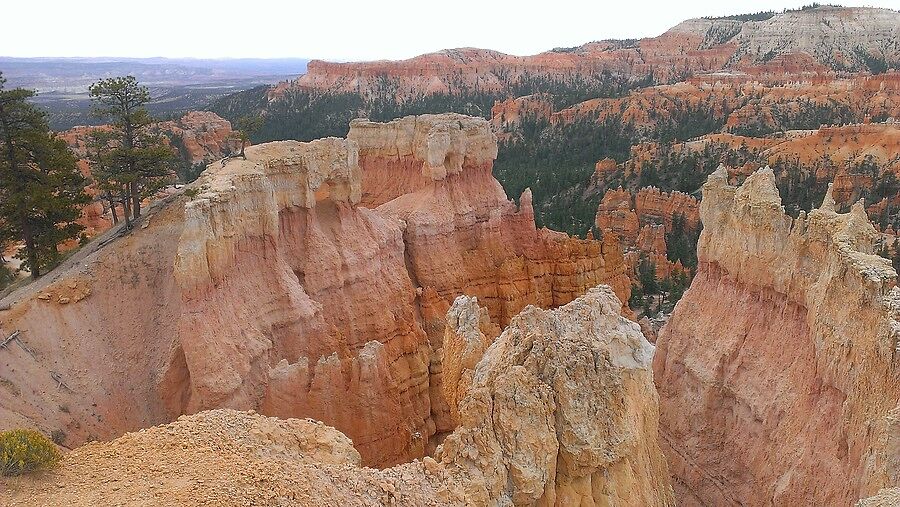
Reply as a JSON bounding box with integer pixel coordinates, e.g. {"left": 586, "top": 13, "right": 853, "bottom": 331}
{"left": 654, "top": 166, "right": 900, "bottom": 505}
{"left": 353, "top": 114, "right": 633, "bottom": 443}
{"left": 348, "top": 114, "right": 497, "bottom": 207}
{"left": 170, "top": 138, "right": 432, "bottom": 466}
{"left": 0, "top": 113, "right": 638, "bottom": 471}
{"left": 3, "top": 287, "right": 675, "bottom": 506}
{"left": 595, "top": 187, "right": 698, "bottom": 280}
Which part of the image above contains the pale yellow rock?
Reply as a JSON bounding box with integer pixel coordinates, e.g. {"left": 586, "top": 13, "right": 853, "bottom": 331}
{"left": 437, "top": 286, "right": 674, "bottom": 506}
{"left": 348, "top": 113, "right": 497, "bottom": 181}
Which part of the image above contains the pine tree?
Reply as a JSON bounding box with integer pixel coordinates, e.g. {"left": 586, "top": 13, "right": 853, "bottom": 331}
{"left": 234, "top": 115, "right": 264, "bottom": 159}
{"left": 0, "top": 73, "right": 90, "bottom": 279}
{"left": 84, "top": 129, "right": 122, "bottom": 225}
{"left": 88, "top": 76, "right": 174, "bottom": 226}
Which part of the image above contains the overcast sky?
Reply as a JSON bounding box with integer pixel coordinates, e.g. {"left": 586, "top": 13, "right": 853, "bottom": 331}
{"left": 3, "top": 0, "right": 899, "bottom": 61}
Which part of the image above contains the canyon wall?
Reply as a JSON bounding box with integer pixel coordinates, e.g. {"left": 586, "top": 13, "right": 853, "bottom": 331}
{"left": 0, "top": 114, "right": 636, "bottom": 471}
{"left": 595, "top": 186, "right": 699, "bottom": 279}
{"left": 281, "top": 7, "right": 898, "bottom": 104}
{"left": 3, "top": 286, "right": 675, "bottom": 506}
{"left": 351, "top": 113, "right": 633, "bottom": 443}
{"left": 654, "top": 166, "right": 900, "bottom": 505}
{"left": 168, "top": 138, "right": 434, "bottom": 467}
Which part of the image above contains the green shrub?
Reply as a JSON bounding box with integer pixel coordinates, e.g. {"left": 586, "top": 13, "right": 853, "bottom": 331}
{"left": 0, "top": 428, "right": 61, "bottom": 476}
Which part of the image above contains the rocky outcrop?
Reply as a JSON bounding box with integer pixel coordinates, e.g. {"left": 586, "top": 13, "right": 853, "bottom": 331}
{"left": 436, "top": 287, "right": 673, "bottom": 505}
{"left": 348, "top": 113, "right": 498, "bottom": 207}
{"left": 654, "top": 166, "right": 900, "bottom": 505}
{"left": 635, "top": 187, "right": 700, "bottom": 232}
{"left": 0, "top": 114, "right": 637, "bottom": 472}
{"left": 440, "top": 296, "right": 500, "bottom": 426}
{"left": 2, "top": 286, "right": 674, "bottom": 506}
{"left": 156, "top": 111, "right": 242, "bottom": 165}
{"left": 596, "top": 188, "right": 640, "bottom": 245}
{"left": 595, "top": 187, "right": 698, "bottom": 279}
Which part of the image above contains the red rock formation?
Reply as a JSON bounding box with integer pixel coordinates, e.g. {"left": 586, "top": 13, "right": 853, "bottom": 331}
{"left": 355, "top": 114, "right": 632, "bottom": 326}
{"left": 634, "top": 224, "right": 682, "bottom": 279}
{"left": 489, "top": 93, "right": 553, "bottom": 140}
{"left": 595, "top": 188, "right": 639, "bottom": 245}
{"left": 635, "top": 186, "right": 700, "bottom": 231}
{"left": 654, "top": 166, "right": 900, "bottom": 505}
{"left": 61, "top": 111, "right": 240, "bottom": 168}
{"left": 0, "top": 114, "right": 636, "bottom": 471}
{"left": 3, "top": 286, "right": 676, "bottom": 506}
{"left": 595, "top": 186, "right": 698, "bottom": 279}
{"left": 621, "top": 122, "right": 900, "bottom": 224}
{"left": 352, "top": 114, "right": 634, "bottom": 441}
{"left": 155, "top": 111, "right": 242, "bottom": 165}
{"left": 550, "top": 74, "right": 900, "bottom": 135}
{"left": 594, "top": 157, "right": 618, "bottom": 180}
{"left": 348, "top": 114, "right": 498, "bottom": 208}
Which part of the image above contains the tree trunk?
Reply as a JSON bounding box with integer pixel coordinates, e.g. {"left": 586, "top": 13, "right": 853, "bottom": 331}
{"left": 240, "top": 140, "right": 246, "bottom": 159}
{"left": 22, "top": 217, "right": 39, "bottom": 280}
{"left": 130, "top": 180, "right": 141, "bottom": 218}
{"left": 122, "top": 188, "right": 132, "bottom": 229}
{"left": 108, "top": 196, "right": 119, "bottom": 225}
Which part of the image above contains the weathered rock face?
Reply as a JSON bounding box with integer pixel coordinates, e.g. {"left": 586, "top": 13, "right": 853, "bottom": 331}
{"left": 3, "top": 286, "right": 674, "bottom": 507}
{"left": 596, "top": 188, "right": 640, "bottom": 245}
{"left": 654, "top": 166, "right": 900, "bottom": 505}
{"left": 168, "top": 138, "right": 434, "bottom": 467}
{"left": 0, "top": 114, "right": 638, "bottom": 472}
{"left": 352, "top": 114, "right": 634, "bottom": 442}
{"left": 354, "top": 114, "right": 632, "bottom": 329}
{"left": 595, "top": 187, "right": 698, "bottom": 279}
{"left": 731, "top": 7, "right": 900, "bottom": 71}
{"left": 348, "top": 113, "right": 498, "bottom": 207}
{"left": 437, "top": 287, "right": 674, "bottom": 506}
{"left": 156, "top": 111, "right": 242, "bottom": 165}
{"left": 635, "top": 187, "right": 700, "bottom": 232}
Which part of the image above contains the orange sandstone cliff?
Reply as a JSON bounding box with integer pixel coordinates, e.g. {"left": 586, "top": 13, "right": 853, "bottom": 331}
{"left": 0, "top": 114, "right": 635, "bottom": 471}
{"left": 596, "top": 186, "right": 699, "bottom": 278}
{"left": 2, "top": 286, "right": 675, "bottom": 506}
{"left": 654, "top": 166, "right": 900, "bottom": 505}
